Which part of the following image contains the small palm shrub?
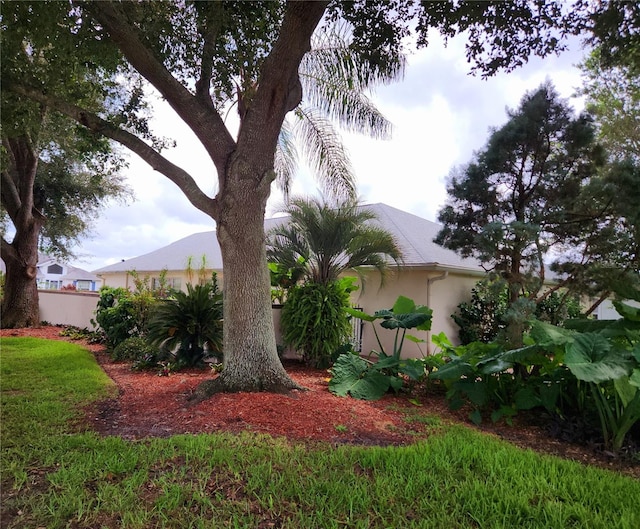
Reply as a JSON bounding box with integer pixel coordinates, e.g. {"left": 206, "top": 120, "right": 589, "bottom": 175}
{"left": 146, "top": 275, "right": 223, "bottom": 368}
{"left": 111, "top": 336, "right": 157, "bottom": 362}
{"left": 281, "top": 278, "right": 355, "bottom": 369}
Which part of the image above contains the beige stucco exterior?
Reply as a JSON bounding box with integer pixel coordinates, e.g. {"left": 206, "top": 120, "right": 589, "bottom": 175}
{"left": 349, "top": 267, "right": 482, "bottom": 358}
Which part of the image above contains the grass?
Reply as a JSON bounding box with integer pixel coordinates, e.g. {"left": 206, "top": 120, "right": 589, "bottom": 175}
{"left": 1, "top": 337, "right": 639, "bottom": 529}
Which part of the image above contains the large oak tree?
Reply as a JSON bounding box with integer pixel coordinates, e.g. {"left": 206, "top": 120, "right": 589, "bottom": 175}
{"left": 1, "top": 1, "right": 130, "bottom": 327}
{"left": 4, "top": 0, "right": 627, "bottom": 393}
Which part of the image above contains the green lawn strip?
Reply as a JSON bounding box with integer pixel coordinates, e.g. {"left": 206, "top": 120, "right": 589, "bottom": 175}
{"left": 2, "top": 338, "right": 639, "bottom": 529}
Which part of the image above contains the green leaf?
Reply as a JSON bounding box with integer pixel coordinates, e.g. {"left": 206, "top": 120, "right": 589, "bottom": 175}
{"left": 539, "top": 382, "right": 561, "bottom": 412}
{"left": 379, "top": 312, "right": 431, "bottom": 330}
{"left": 329, "top": 354, "right": 390, "bottom": 400}
{"left": 429, "top": 360, "right": 474, "bottom": 380}
{"left": 399, "top": 359, "right": 425, "bottom": 380}
{"left": 565, "top": 333, "right": 632, "bottom": 383}
{"left": 477, "top": 356, "right": 512, "bottom": 375}
{"left": 345, "top": 306, "right": 378, "bottom": 322}
{"left": 530, "top": 320, "right": 574, "bottom": 348}
{"left": 405, "top": 334, "right": 426, "bottom": 344}
{"left": 613, "top": 300, "right": 640, "bottom": 322}
{"left": 514, "top": 388, "right": 540, "bottom": 410}
{"left": 455, "top": 380, "right": 487, "bottom": 407}
{"left": 469, "top": 409, "right": 483, "bottom": 425}
{"left": 614, "top": 376, "right": 638, "bottom": 408}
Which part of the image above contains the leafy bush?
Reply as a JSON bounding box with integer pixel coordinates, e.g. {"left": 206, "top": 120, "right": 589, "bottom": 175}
{"left": 453, "top": 278, "right": 584, "bottom": 345}
{"left": 329, "top": 296, "right": 432, "bottom": 400}
{"left": 430, "top": 296, "right": 640, "bottom": 452}
{"left": 146, "top": 274, "right": 223, "bottom": 368}
{"left": 452, "top": 278, "right": 509, "bottom": 344}
{"left": 281, "top": 278, "right": 356, "bottom": 368}
{"left": 430, "top": 332, "right": 567, "bottom": 425}
{"left": 92, "top": 271, "right": 173, "bottom": 350}
{"left": 111, "top": 336, "right": 157, "bottom": 362}
{"left": 93, "top": 287, "right": 141, "bottom": 348}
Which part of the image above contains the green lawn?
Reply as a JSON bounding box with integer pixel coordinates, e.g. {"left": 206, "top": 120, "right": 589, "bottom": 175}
{"left": 1, "top": 337, "right": 639, "bottom": 529}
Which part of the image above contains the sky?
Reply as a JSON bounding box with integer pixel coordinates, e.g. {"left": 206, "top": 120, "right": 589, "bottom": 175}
{"left": 71, "top": 31, "right": 589, "bottom": 273}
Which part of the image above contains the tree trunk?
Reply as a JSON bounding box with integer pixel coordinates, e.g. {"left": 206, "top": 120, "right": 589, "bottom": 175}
{"left": 1, "top": 135, "right": 43, "bottom": 329}
{"left": 190, "top": 164, "right": 302, "bottom": 400}
{"left": 1, "top": 232, "right": 41, "bottom": 329}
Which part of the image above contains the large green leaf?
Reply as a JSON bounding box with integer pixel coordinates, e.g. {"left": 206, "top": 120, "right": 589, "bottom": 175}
{"left": 530, "top": 320, "right": 574, "bottom": 348}
{"left": 565, "top": 333, "right": 632, "bottom": 383}
{"left": 379, "top": 312, "right": 431, "bottom": 330}
{"left": 329, "top": 354, "right": 390, "bottom": 400}
{"left": 374, "top": 296, "right": 433, "bottom": 331}
{"left": 399, "top": 358, "right": 425, "bottom": 380}
{"left": 613, "top": 300, "right": 640, "bottom": 322}
{"left": 614, "top": 376, "right": 639, "bottom": 407}
{"left": 430, "top": 359, "right": 474, "bottom": 380}
{"left": 345, "top": 306, "right": 378, "bottom": 322}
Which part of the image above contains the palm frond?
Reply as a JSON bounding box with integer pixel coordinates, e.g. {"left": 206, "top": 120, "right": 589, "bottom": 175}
{"left": 274, "top": 120, "right": 299, "bottom": 198}
{"left": 266, "top": 196, "right": 403, "bottom": 285}
{"left": 293, "top": 107, "right": 356, "bottom": 200}
{"left": 301, "top": 22, "right": 402, "bottom": 140}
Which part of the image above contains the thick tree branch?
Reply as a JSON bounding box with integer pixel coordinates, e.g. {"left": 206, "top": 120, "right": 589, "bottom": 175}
{"left": 237, "top": 2, "right": 328, "bottom": 172}
{"left": 84, "top": 0, "right": 235, "bottom": 172}
{"left": 11, "top": 84, "right": 220, "bottom": 220}
{"left": 0, "top": 143, "right": 22, "bottom": 220}
{"left": 195, "top": 3, "right": 223, "bottom": 108}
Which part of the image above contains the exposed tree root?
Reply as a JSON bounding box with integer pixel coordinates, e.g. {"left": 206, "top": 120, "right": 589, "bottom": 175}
{"left": 188, "top": 372, "right": 307, "bottom": 404}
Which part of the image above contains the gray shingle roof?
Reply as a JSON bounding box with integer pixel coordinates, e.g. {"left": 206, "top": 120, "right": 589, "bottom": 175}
{"left": 93, "top": 203, "right": 482, "bottom": 274}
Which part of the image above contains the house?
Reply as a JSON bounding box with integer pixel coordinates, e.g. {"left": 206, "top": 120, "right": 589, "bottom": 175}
{"left": 37, "top": 254, "right": 103, "bottom": 291}
{"left": 93, "top": 203, "right": 486, "bottom": 355}
{"left": 0, "top": 253, "right": 102, "bottom": 291}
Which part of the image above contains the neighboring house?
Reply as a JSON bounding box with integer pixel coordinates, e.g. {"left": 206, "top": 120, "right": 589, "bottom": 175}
{"left": 94, "top": 203, "right": 485, "bottom": 355}
{"left": 0, "top": 253, "right": 102, "bottom": 291}
{"left": 36, "top": 254, "right": 102, "bottom": 291}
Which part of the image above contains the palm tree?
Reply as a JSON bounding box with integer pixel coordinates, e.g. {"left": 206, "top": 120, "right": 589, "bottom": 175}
{"left": 266, "top": 196, "right": 403, "bottom": 286}
{"left": 273, "top": 22, "right": 405, "bottom": 200}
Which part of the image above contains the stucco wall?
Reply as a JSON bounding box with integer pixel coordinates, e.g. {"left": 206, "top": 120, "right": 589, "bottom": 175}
{"left": 97, "top": 267, "right": 480, "bottom": 359}
{"left": 349, "top": 269, "right": 479, "bottom": 358}
{"left": 39, "top": 290, "right": 100, "bottom": 329}
{"left": 97, "top": 270, "right": 221, "bottom": 292}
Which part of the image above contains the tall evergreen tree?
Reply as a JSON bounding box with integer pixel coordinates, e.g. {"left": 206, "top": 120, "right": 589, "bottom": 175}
{"left": 435, "top": 82, "right": 604, "bottom": 344}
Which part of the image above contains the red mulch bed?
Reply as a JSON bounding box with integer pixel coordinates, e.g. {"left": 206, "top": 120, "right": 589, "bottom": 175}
{"left": 2, "top": 326, "right": 639, "bottom": 479}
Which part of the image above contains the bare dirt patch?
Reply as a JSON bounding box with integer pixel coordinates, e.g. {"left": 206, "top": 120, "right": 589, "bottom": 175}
{"left": 2, "top": 325, "right": 638, "bottom": 478}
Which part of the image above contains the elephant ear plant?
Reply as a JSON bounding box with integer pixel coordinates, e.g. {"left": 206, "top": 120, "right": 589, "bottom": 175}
{"left": 560, "top": 297, "right": 640, "bottom": 452}
{"left": 329, "top": 296, "right": 432, "bottom": 400}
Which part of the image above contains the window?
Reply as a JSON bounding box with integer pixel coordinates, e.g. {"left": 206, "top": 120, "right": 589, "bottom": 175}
{"left": 152, "top": 277, "right": 181, "bottom": 291}
{"left": 47, "top": 264, "right": 63, "bottom": 274}
{"left": 76, "top": 280, "right": 92, "bottom": 291}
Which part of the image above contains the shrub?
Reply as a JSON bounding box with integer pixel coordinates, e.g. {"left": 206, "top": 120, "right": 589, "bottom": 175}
{"left": 281, "top": 278, "right": 355, "bottom": 369}
{"left": 93, "top": 287, "right": 140, "bottom": 349}
{"left": 452, "top": 278, "right": 508, "bottom": 345}
{"left": 92, "top": 272, "right": 172, "bottom": 350}
{"left": 111, "top": 336, "right": 157, "bottom": 362}
{"left": 146, "top": 274, "right": 223, "bottom": 368}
